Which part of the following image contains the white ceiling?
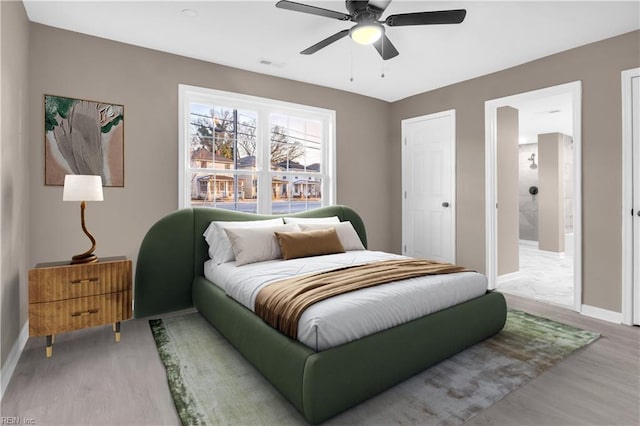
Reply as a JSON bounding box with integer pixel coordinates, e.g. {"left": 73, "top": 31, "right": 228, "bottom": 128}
{"left": 513, "top": 92, "right": 573, "bottom": 144}
{"left": 23, "top": 1, "right": 640, "bottom": 102}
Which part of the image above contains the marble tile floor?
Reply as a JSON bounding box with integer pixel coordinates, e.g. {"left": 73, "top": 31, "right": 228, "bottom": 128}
{"left": 496, "top": 243, "right": 574, "bottom": 307}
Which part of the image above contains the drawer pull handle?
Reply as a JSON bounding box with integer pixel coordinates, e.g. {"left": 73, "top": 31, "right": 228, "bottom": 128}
{"left": 70, "top": 277, "right": 99, "bottom": 285}
{"left": 71, "top": 309, "right": 99, "bottom": 317}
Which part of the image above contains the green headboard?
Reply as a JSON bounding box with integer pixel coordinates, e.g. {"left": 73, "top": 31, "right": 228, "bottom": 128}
{"left": 134, "top": 205, "right": 368, "bottom": 318}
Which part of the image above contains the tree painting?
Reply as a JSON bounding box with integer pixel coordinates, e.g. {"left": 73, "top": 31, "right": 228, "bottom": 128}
{"left": 45, "top": 95, "right": 124, "bottom": 186}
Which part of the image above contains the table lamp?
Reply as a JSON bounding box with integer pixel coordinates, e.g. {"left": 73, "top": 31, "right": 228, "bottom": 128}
{"left": 63, "top": 175, "right": 104, "bottom": 264}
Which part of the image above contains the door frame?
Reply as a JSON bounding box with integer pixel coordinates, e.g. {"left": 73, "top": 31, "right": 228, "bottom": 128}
{"left": 484, "top": 81, "right": 582, "bottom": 312}
{"left": 622, "top": 67, "right": 639, "bottom": 325}
{"left": 401, "top": 109, "right": 456, "bottom": 261}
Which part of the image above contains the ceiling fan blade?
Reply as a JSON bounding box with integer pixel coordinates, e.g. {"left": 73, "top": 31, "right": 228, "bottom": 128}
{"left": 385, "top": 9, "right": 466, "bottom": 26}
{"left": 373, "top": 34, "right": 399, "bottom": 60}
{"left": 276, "top": 0, "right": 351, "bottom": 21}
{"left": 301, "top": 30, "right": 350, "bottom": 55}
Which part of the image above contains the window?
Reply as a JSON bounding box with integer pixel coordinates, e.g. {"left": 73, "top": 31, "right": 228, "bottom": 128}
{"left": 179, "top": 85, "right": 335, "bottom": 214}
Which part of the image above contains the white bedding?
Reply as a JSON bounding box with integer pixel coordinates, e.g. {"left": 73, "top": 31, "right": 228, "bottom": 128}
{"left": 204, "top": 251, "right": 487, "bottom": 351}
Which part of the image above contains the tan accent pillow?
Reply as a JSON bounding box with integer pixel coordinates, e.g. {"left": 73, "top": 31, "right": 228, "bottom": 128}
{"left": 275, "top": 228, "right": 346, "bottom": 260}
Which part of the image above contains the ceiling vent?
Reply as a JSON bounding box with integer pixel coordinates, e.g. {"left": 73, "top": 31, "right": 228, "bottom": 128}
{"left": 257, "top": 58, "right": 285, "bottom": 68}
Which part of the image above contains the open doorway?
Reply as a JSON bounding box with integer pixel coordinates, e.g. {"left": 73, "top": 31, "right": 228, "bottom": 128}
{"left": 485, "top": 82, "right": 582, "bottom": 312}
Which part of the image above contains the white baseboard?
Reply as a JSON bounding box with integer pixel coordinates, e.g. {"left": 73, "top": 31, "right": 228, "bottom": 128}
{"left": 1, "top": 321, "right": 29, "bottom": 400}
{"left": 581, "top": 304, "right": 623, "bottom": 324}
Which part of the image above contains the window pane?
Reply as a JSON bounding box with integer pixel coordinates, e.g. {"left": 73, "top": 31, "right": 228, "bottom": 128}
{"left": 189, "top": 172, "right": 258, "bottom": 213}
{"left": 189, "top": 103, "right": 214, "bottom": 168}
{"left": 270, "top": 114, "right": 322, "bottom": 173}
{"left": 189, "top": 104, "right": 258, "bottom": 170}
{"left": 271, "top": 175, "right": 322, "bottom": 214}
{"left": 212, "top": 106, "right": 236, "bottom": 168}
{"left": 237, "top": 110, "right": 258, "bottom": 169}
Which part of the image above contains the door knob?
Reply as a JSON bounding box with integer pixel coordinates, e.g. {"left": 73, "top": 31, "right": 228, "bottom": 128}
{"left": 442, "top": 202, "right": 450, "bottom": 208}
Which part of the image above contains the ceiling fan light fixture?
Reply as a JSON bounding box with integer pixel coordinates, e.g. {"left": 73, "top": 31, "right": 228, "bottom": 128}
{"left": 349, "top": 23, "right": 383, "bottom": 45}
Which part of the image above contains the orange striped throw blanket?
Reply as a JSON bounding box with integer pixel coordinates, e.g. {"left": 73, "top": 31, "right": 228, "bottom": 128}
{"left": 254, "top": 258, "right": 469, "bottom": 339}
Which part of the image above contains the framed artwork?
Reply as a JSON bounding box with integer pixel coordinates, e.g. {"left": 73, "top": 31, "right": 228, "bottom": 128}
{"left": 44, "top": 94, "right": 124, "bottom": 186}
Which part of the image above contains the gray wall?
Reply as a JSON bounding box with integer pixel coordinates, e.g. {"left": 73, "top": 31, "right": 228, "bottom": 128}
{"left": 538, "top": 132, "right": 565, "bottom": 252}
{"left": 390, "top": 30, "right": 640, "bottom": 312}
{"left": 497, "top": 106, "right": 520, "bottom": 275}
{"left": 1, "top": 1, "right": 30, "bottom": 368}
{"left": 27, "top": 24, "right": 392, "bottom": 265}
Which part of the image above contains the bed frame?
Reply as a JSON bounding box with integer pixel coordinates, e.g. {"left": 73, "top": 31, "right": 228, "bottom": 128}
{"left": 135, "top": 205, "right": 507, "bottom": 424}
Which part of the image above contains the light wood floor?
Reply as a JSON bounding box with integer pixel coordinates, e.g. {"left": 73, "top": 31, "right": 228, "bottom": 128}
{"left": 2, "top": 293, "right": 638, "bottom": 425}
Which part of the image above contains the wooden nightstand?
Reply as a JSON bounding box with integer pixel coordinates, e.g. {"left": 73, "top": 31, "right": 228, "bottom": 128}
{"left": 28, "top": 256, "right": 132, "bottom": 357}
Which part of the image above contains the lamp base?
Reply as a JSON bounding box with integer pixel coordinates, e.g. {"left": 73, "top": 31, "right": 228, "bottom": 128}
{"left": 71, "top": 253, "right": 98, "bottom": 265}
{"left": 71, "top": 200, "right": 99, "bottom": 265}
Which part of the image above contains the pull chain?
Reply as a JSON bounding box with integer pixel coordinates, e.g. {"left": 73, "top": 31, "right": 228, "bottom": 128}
{"left": 350, "top": 44, "right": 354, "bottom": 82}
{"left": 380, "top": 37, "right": 385, "bottom": 78}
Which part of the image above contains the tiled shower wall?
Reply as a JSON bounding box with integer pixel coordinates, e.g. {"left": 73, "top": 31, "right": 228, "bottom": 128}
{"left": 518, "top": 136, "right": 573, "bottom": 242}
{"left": 563, "top": 136, "right": 574, "bottom": 234}
{"left": 519, "top": 143, "right": 539, "bottom": 241}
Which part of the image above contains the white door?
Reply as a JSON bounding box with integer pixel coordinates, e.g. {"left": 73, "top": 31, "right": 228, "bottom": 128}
{"left": 632, "top": 74, "right": 640, "bottom": 325}
{"left": 402, "top": 110, "right": 456, "bottom": 263}
{"left": 623, "top": 69, "right": 640, "bottom": 325}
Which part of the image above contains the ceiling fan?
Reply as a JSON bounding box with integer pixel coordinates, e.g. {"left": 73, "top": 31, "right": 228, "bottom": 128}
{"left": 276, "top": 0, "right": 467, "bottom": 60}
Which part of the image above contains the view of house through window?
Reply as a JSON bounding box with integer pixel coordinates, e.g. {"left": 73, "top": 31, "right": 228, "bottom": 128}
{"left": 189, "top": 104, "right": 260, "bottom": 212}
{"left": 269, "top": 113, "right": 323, "bottom": 214}
{"left": 179, "top": 85, "right": 335, "bottom": 214}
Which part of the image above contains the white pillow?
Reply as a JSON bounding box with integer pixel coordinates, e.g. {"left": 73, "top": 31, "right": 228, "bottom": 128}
{"left": 203, "top": 218, "right": 283, "bottom": 264}
{"left": 224, "top": 224, "right": 300, "bottom": 266}
{"left": 283, "top": 216, "right": 340, "bottom": 224}
{"left": 299, "top": 221, "right": 365, "bottom": 251}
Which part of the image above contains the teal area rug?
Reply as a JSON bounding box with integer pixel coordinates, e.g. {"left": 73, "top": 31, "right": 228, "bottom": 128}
{"left": 150, "top": 310, "right": 599, "bottom": 425}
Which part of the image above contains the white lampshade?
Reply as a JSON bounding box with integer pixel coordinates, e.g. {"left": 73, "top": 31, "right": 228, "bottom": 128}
{"left": 349, "top": 23, "right": 383, "bottom": 45}
{"left": 63, "top": 175, "right": 104, "bottom": 201}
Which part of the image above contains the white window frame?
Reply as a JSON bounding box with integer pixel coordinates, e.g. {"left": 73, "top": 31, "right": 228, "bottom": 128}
{"left": 178, "top": 84, "right": 336, "bottom": 214}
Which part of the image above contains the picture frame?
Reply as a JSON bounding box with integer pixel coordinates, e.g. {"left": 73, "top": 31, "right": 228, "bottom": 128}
{"left": 44, "top": 94, "right": 124, "bottom": 186}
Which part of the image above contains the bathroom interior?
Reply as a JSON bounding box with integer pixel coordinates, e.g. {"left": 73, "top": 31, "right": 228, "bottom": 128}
{"left": 496, "top": 93, "right": 575, "bottom": 308}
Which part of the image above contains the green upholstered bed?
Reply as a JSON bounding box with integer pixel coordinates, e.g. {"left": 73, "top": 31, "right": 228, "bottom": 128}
{"left": 135, "top": 205, "right": 507, "bottom": 424}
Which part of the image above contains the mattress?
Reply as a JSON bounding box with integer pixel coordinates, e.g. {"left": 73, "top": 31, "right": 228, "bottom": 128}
{"left": 204, "top": 250, "right": 487, "bottom": 351}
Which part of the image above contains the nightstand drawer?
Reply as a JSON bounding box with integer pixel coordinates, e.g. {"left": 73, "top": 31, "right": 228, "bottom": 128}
{"left": 29, "top": 259, "right": 131, "bottom": 303}
{"left": 29, "top": 290, "right": 132, "bottom": 336}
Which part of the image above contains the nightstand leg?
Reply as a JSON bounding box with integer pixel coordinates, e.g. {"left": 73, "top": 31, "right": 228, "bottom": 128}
{"left": 46, "top": 335, "right": 53, "bottom": 358}
{"left": 114, "top": 321, "right": 121, "bottom": 342}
